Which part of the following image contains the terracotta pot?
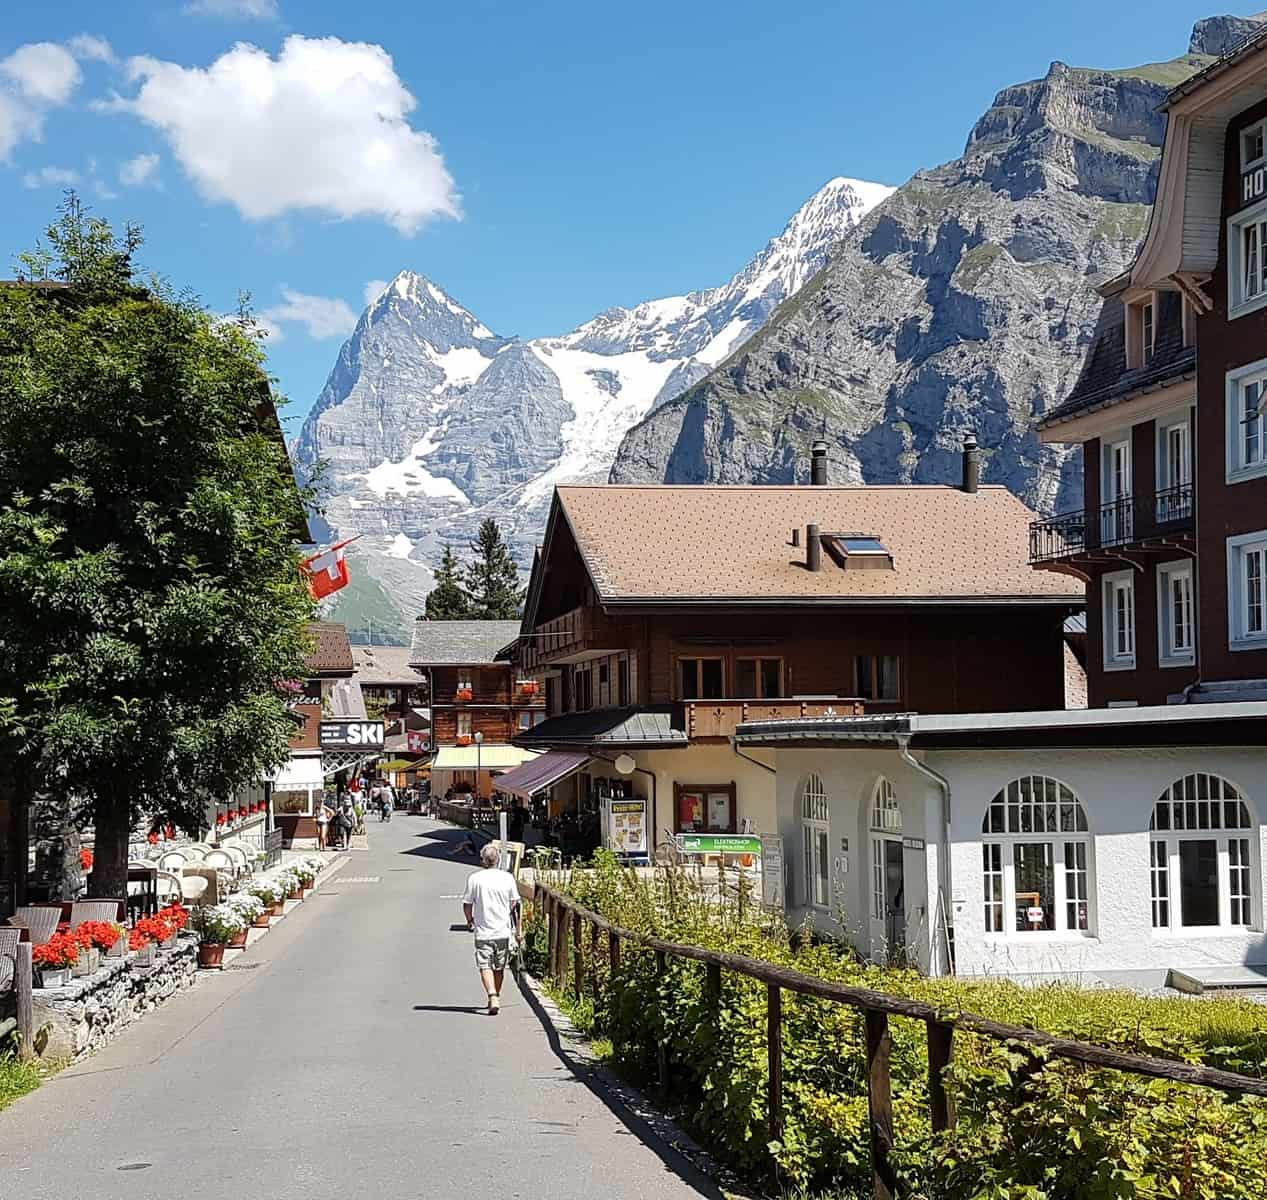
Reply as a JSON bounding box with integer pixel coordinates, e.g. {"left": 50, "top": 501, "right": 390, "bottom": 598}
{"left": 287, "top": 888, "right": 302, "bottom": 901}
{"left": 197, "top": 943, "right": 226, "bottom": 969}
{"left": 228, "top": 929, "right": 248, "bottom": 948}
{"left": 270, "top": 902, "right": 285, "bottom": 917}
{"left": 252, "top": 912, "right": 271, "bottom": 928}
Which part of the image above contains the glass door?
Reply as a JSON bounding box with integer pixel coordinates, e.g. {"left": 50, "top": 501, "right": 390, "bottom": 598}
{"left": 1103, "top": 441, "right": 1132, "bottom": 544}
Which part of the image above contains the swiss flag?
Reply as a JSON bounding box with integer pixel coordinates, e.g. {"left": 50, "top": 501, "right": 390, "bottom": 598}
{"left": 302, "top": 541, "right": 352, "bottom": 600}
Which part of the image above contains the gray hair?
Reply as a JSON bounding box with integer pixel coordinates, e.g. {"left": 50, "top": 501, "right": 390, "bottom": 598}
{"left": 480, "top": 842, "right": 501, "bottom": 868}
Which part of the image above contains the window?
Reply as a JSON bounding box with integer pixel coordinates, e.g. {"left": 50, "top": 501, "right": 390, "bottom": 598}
{"left": 1101, "top": 439, "right": 1132, "bottom": 543}
{"left": 517, "top": 711, "right": 543, "bottom": 731}
{"left": 1102, "top": 571, "right": 1135, "bottom": 669}
{"left": 800, "top": 774, "right": 830, "bottom": 910}
{"left": 456, "top": 673, "right": 473, "bottom": 693}
{"left": 678, "top": 657, "right": 724, "bottom": 700}
{"left": 617, "top": 657, "right": 630, "bottom": 707}
{"left": 822, "top": 534, "right": 894, "bottom": 570}
{"left": 1228, "top": 202, "right": 1267, "bottom": 315}
{"left": 870, "top": 778, "right": 902, "bottom": 922}
{"left": 676, "top": 782, "right": 736, "bottom": 836}
{"left": 1150, "top": 776, "right": 1255, "bottom": 931}
{"left": 871, "top": 777, "right": 901, "bottom": 832}
{"left": 1244, "top": 121, "right": 1266, "bottom": 170}
{"left": 1228, "top": 531, "right": 1267, "bottom": 648}
{"left": 598, "top": 660, "right": 610, "bottom": 705}
{"left": 1226, "top": 362, "right": 1267, "bottom": 480}
{"left": 545, "top": 675, "right": 560, "bottom": 716}
{"left": 1156, "top": 418, "right": 1192, "bottom": 522}
{"left": 1157, "top": 562, "right": 1195, "bottom": 665}
{"left": 1141, "top": 300, "right": 1154, "bottom": 362}
{"left": 736, "top": 658, "right": 783, "bottom": 698}
{"left": 573, "top": 665, "right": 593, "bottom": 710}
{"left": 272, "top": 788, "right": 313, "bottom": 816}
{"left": 981, "top": 776, "right": 1091, "bottom": 936}
{"left": 855, "top": 654, "right": 900, "bottom": 702}
{"left": 456, "top": 711, "right": 472, "bottom": 740}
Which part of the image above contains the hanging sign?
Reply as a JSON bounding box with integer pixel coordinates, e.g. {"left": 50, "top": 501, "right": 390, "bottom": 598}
{"left": 676, "top": 833, "right": 762, "bottom": 857}
{"left": 320, "top": 719, "right": 385, "bottom": 749}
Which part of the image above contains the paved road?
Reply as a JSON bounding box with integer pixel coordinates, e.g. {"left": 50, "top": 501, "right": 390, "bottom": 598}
{"left": 0, "top": 818, "right": 719, "bottom": 1200}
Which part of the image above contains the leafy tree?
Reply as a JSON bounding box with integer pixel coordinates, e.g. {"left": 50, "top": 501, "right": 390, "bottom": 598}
{"left": 0, "top": 197, "right": 316, "bottom": 897}
{"left": 465, "top": 519, "right": 522, "bottom": 620}
{"left": 423, "top": 543, "right": 470, "bottom": 620}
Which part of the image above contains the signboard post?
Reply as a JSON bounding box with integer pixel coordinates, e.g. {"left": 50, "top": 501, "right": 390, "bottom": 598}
{"left": 760, "top": 834, "right": 784, "bottom": 911}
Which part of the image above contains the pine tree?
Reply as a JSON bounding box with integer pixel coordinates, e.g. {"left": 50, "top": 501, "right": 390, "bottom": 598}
{"left": 423, "top": 544, "right": 471, "bottom": 620}
{"left": 466, "top": 519, "right": 523, "bottom": 620}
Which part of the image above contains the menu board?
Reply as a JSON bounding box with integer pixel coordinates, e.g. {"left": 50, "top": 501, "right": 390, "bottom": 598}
{"left": 608, "top": 799, "right": 647, "bottom": 855}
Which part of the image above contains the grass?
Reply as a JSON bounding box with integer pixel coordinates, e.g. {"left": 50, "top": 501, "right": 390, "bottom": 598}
{"left": 1091, "top": 53, "right": 1217, "bottom": 89}
{"left": 1090, "top": 201, "right": 1153, "bottom": 242}
{"left": 0, "top": 1053, "right": 44, "bottom": 1112}
{"left": 325, "top": 563, "right": 411, "bottom": 645}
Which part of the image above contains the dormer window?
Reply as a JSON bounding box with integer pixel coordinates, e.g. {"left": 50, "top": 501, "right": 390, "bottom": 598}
{"left": 822, "top": 533, "right": 893, "bottom": 570}
{"left": 1243, "top": 121, "right": 1266, "bottom": 171}
{"left": 1125, "top": 294, "right": 1157, "bottom": 367}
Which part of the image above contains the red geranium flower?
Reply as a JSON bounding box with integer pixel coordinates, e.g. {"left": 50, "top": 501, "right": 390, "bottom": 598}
{"left": 148, "top": 831, "right": 160, "bottom": 845}
{"left": 79, "top": 848, "right": 94, "bottom": 872}
{"left": 128, "top": 928, "right": 150, "bottom": 952}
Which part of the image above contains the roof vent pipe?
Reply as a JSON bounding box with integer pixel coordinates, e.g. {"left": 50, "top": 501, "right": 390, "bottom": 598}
{"left": 791, "top": 527, "right": 800, "bottom": 547}
{"left": 961, "top": 433, "right": 980, "bottom": 494}
{"left": 810, "top": 440, "right": 828, "bottom": 486}
{"left": 806, "top": 523, "right": 821, "bottom": 572}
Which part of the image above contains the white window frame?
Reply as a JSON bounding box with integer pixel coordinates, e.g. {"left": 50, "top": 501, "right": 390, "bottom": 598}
{"left": 1156, "top": 416, "right": 1191, "bottom": 491}
{"left": 1101, "top": 438, "right": 1133, "bottom": 544}
{"left": 1149, "top": 775, "right": 1258, "bottom": 933}
{"left": 1156, "top": 561, "right": 1195, "bottom": 667}
{"left": 1124, "top": 293, "right": 1157, "bottom": 369}
{"left": 1225, "top": 358, "right": 1267, "bottom": 482}
{"left": 869, "top": 778, "right": 902, "bottom": 921}
{"left": 1243, "top": 120, "right": 1266, "bottom": 172}
{"left": 1227, "top": 198, "right": 1267, "bottom": 319}
{"left": 980, "top": 776, "right": 1093, "bottom": 938}
{"left": 1227, "top": 530, "right": 1267, "bottom": 651}
{"left": 800, "top": 775, "right": 830, "bottom": 911}
{"left": 1102, "top": 569, "right": 1136, "bottom": 670}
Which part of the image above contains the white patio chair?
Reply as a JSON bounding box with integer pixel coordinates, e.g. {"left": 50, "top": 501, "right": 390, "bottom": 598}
{"left": 158, "top": 849, "right": 189, "bottom": 872}
{"left": 184, "top": 844, "right": 211, "bottom": 861}
{"left": 9, "top": 905, "right": 62, "bottom": 946}
{"left": 221, "top": 845, "right": 251, "bottom": 880}
{"left": 155, "top": 870, "right": 183, "bottom": 905}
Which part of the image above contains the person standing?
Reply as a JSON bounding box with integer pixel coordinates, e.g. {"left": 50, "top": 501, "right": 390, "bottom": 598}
{"left": 461, "top": 842, "right": 522, "bottom": 1015}
{"left": 315, "top": 799, "right": 332, "bottom": 851}
{"left": 337, "top": 800, "right": 355, "bottom": 849}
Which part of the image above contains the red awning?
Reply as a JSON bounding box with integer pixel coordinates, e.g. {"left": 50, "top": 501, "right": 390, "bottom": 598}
{"left": 493, "top": 750, "right": 591, "bottom": 801}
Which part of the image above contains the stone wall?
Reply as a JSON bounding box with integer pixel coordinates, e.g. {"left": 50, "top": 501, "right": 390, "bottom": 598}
{"left": 20, "top": 939, "right": 198, "bottom": 1061}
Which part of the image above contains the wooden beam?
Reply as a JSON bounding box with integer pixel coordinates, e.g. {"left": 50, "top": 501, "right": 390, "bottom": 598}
{"left": 866, "top": 1009, "right": 896, "bottom": 1200}
{"left": 927, "top": 1020, "right": 956, "bottom": 1132}
{"left": 15, "top": 940, "right": 34, "bottom": 1062}
{"left": 767, "top": 984, "right": 783, "bottom": 1144}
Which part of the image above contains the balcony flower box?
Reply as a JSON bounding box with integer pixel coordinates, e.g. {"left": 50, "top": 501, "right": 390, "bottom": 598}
{"left": 455, "top": 688, "right": 473, "bottom": 702}
{"left": 456, "top": 735, "right": 472, "bottom": 747}
{"left": 518, "top": 680, "right": 540, "bottom": 696}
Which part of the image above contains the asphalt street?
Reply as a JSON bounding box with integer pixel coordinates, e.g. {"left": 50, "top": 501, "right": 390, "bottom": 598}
{"left": 0, "top": 817, "right": 720, "bottom": 1200}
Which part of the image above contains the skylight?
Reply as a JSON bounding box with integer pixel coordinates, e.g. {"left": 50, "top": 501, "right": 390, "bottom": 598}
{"left": 840, "top": 536, "right": 889, "bottom": 554}
{"left": 821, "top": 533, "right": 894, "bottom": 570}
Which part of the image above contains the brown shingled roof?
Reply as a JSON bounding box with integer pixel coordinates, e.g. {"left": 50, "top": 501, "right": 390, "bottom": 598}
{"left": 556, "top": 485, "right": 1079, "bottom": 605}
{"left": 305, "top": 621, "right": 355, "bottom": 676}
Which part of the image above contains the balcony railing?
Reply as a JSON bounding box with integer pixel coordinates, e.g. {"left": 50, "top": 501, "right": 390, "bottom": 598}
{"left": 1029, "top": 484, "right": 1194, "bottom": 564}
{"left": 684, "top": 697, "right": 865, "bottom": 740}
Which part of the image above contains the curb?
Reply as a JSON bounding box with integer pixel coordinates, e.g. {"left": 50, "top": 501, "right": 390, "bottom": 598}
{"left": 514, "top": 967, "right": 756, "bottom": 1200}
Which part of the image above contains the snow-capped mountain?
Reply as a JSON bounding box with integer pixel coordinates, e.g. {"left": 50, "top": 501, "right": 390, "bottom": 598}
{"left": 293, "top": 177, "right": 895, "bottom": 641}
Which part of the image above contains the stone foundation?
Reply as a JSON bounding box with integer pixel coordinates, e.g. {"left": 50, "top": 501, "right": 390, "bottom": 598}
{"left": 29, "top": 939, "right": 199, "bottom": 1061}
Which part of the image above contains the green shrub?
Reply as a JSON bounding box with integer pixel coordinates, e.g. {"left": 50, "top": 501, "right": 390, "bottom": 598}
{"left": 539, "top": 852, "right": 1267, "bottom": 1198}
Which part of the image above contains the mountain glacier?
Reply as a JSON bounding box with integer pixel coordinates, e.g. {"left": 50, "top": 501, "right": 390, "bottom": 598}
{"left": 293, "top": 177, "right": 894, "bottom": 640}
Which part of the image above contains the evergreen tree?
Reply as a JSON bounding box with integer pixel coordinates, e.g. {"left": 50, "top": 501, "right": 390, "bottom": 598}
{"left": 423, "top": 543, "right": 470, "bottom": 620}
{"left": 466, "top": 519, "right": 523, "bottom": 620}
{"left": 0, "top": 198, "right": 316, "bottom": 897}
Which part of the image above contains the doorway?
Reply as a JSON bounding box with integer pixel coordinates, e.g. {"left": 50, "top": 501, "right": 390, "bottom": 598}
{"left": 869, "top": 778, "right": 905, "bottom": 962}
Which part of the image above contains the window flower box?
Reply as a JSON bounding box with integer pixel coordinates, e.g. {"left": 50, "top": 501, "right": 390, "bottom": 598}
{"left": 36, "top": 966, "right": 70, "bottom": 988}
{"left": 456, "top": 735, "right": 472, "bottom": 747}
{"left": 455, "top": 688, "right": 473, "bottom": 702}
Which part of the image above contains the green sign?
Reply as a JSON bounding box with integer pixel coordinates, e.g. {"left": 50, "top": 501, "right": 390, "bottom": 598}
{"left": 676, "top": 834, "right": 763, "bottom": 856}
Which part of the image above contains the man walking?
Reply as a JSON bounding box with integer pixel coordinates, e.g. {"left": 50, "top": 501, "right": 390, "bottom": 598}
{"left": 461, "top": 842, "right": 522, "bottom": 1015}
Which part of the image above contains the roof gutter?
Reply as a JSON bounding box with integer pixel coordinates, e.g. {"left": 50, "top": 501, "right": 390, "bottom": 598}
{"left": 599, "top": 595, "right": 1083, "bottom": 611}
{"left": 896, "top": 735, "right": 954, "bottom": 976}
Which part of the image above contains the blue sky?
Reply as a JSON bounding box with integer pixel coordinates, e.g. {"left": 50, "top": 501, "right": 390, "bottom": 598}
{"left": 1, "top": 1, "right": 1222, "bottom": 430}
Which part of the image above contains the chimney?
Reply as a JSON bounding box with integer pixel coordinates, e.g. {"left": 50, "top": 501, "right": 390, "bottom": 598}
{"left": 791, "top": 527, "right": 800, "bottom": 548}
{"left": 961, "top": 433, "right": 980, "bottom": 494}
{"left": 810, "top": 440, "right": 828, "bottom": 486}
{"left": 806, "top": 523, "right": 821, "bottom": 571}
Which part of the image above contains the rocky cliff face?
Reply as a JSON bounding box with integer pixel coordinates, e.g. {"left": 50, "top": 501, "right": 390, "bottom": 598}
{"left": 293, "top": 178, "right": 893, "bottom": 640}
{"left": 609, "top": 27, "right": 1248, "bottom": 512}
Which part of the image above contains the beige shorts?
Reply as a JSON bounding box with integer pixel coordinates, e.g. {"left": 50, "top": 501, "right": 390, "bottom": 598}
{"left": 474, "top": 938, "right": 511, "bottom": 971}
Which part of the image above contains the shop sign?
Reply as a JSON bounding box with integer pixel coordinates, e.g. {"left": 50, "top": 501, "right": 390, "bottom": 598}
{"left": 1243, "top": 165, "right": 1267, "bottom": 207}
{"left": 901, "top": 836, "right": 926, "bottom": 852}
{"left": 676, "top": 833, "right": 762, "bottom": 857}
{"left": 320, "top": 719, "right": 385, "bottom": 749}
{"left": 760, "top": 835, "right": 784, "bottom": 910}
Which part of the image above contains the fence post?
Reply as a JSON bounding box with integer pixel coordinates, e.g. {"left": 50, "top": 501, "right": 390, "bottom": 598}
{"left": 546, "top": 894, "right": 557, "bottom": 980}
{"left": 767, "top": 983, "right": 783, "bottom": 1145}
{"left": 655, "top": 949, "right": 669, "bottom": 1091}
{"left": 706, "top": 961, "right": 722, "bottom": 1012}
{"left": 927, "top": 1020, "right": 956, "bottom": 1132}
{"left": 557, "top": 902, "right": 569, "bottom": 991}
{"left": 16, "top": 939, "right": 34, "bottom": 1061}
{"left": 865, "top": 1008, "right": 897, "bottom": 1200}
{"left": 589, "top": 920, "right": 599, "bottom": 998}
{"left": 608, "top": 929, "right": 620, "bottom": 982}
{"left": 572, "top": 911, "right": 583, "bottom": 1002}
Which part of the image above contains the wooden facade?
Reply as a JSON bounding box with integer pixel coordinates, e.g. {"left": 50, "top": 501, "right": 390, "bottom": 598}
{"left": 427, "top": 664, "right": 545, "bottom": 748}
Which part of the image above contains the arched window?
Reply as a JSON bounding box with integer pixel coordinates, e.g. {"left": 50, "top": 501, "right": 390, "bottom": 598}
{"left": 980, "top": 776, "right": 1091, "bottom": 936}
{"left": 800, "top": 775, "right": 829, "bottom": 910}
{"left": 870, "top": 777, "right": 902, "bottom": 832}
{"left": 1150, "top": 775, "right": 1255, "bottom": 930}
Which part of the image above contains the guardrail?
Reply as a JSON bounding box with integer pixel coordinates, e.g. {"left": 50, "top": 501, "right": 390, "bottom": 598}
{"left": 532, "top": 882, "right": 1267, "bottom": 1199}
{"left": 1029, "top": 484, "right": 1195, "bottom": 565}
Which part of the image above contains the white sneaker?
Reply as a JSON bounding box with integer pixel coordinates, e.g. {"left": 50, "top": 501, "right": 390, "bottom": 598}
{"left": 488, "top": 994, "right": 500, "bottom": 1016}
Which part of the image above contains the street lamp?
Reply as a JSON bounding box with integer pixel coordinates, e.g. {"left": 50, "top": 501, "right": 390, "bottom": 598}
{"left": 474, "top": 731, "right": 484, "bottom": 802}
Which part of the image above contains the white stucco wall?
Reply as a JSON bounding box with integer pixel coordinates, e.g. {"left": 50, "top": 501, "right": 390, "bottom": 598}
{"left": 767, "top": 743, "right": 1267, "bottom": 983}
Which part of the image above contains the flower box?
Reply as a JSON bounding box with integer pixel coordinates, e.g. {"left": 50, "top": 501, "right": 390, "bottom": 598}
{"left": 456, "top": 735, "right": 472, "bottom": 747}
{"left": 160, "top": 934, "right": 178, "bottom": 951}
{"left": 132, "top": 943, "right": 156, "bottom": 968}
{"left": 455, "top": 688, "right": 473, "bottom": 701}
{"left": 36, "top": 966, "right": 69, "bottom": 989}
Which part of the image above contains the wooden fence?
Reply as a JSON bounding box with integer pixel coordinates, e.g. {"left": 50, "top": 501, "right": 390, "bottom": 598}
{"left": 0, "top": 926, "right": 34, "bottom": 1061}
{"left": 533, "top": 882, "right": 1267, "bottom": 1199}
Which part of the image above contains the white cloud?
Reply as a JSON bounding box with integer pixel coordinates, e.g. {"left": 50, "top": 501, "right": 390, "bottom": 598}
{"left": 119, "top": 152, "right": 159, "bottom": 186}
{"left": 22, "top": 165, "right": 79, "bottom": 189}
{"left": 262, "top": 288, "right": 358, "bottom": 339}
{"left": 363, "top": 279, "right": 389, "bottom": 307}
{"left": 67, "top": 34, "right": 115, "bottom": 64}
{"left": 185, "top": 0, "right": 280, "bottom": 18}
{"left": 1, "top": 43, "right": 81, "bottom": 105}
{"left": 108, "top": 36, "right": 460, "bottom": 235}
{"left": 0, "top": 94, "right": 41, "bottom": 161}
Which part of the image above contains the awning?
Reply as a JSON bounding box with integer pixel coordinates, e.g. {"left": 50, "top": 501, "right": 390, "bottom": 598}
{"left": 431, "top": 744, "right": 540, "bottom": 771}
{"left": 492, "top": 750, "right": 591, "bottom": 801}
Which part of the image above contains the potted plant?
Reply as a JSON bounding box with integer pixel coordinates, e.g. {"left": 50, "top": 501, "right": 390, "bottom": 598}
{"left": 226, "top": 893, "right": 265, "bottom": 939}
{"left": 295, "top": 864, "right": 316, "bottom": 896}
{"left": 248, "top": 880, "right": 281, "bottom": 921}
{"left": 129, "top": 928, "right": 156, "bottom": 967}
{"left": 70, "top": 925, "right": 100, "bottom": 976}
{"left": 81, "top": 920, "right": 126, "bottom": 959}
{"left": 278, "top": 869, "right": 303, "bottom": 901}
{"left": 158, "top": 902, "right": 189, "bottom": 947}
{"left": 189, "top": 904, "right": 245, "bottom": 969}
{"left": 456, "top": 686, "right": 473, "bottom": 701}
{"left": 136, "top": 913, "right": 175, "bottom": 950}
{"left": 33, "top": 933, "right": 79, "bottom": 988}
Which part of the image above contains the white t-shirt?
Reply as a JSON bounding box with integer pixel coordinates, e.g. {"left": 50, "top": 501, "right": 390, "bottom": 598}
{"left": 462, "top": 867, "right": 521, "bottom": 940}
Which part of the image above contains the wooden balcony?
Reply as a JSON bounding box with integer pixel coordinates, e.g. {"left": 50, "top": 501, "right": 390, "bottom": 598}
{"left": 684, "top": 697, "right": 865, "bottom": 740}
{"left": 521, "top": 606, "right": 624, "bottom": 669}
